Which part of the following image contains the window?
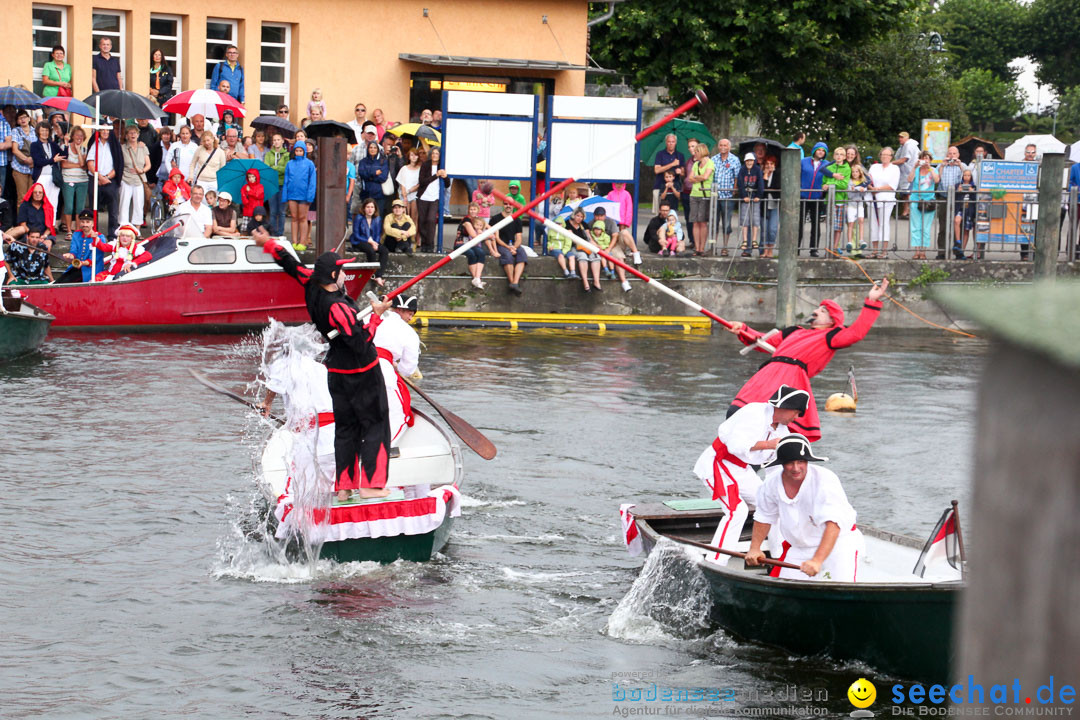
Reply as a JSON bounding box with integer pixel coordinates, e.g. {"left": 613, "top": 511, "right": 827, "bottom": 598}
{"left": 245, "top": 245, "right": 275, "bottom": 263}
{"left": 259, "top": 23, "right": 291, "bottom": 115}
{"left": 149, "top": 14, "right": 182, "bottom": 93}
{"left": 92, "top": 10, "right": 125, "bottom": 78}
{"left": 188, "top": 245, "right": 237, "bottom": 264}
{"left": 205, "top": 18, "right": 238, "bottom": 88}
{"left": 32, "top": 5, "right": 67, "bottom": 97}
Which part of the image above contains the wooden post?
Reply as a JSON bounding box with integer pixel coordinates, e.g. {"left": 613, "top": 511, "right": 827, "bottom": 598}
{"left": 1034, "top": 151, "right": 1064, "bottom": 279}
{"left": 776, "top": 147, "right": 801, "bottom": 327}
{"left": 314, "top": 136, "right": 346, "bottom": 255}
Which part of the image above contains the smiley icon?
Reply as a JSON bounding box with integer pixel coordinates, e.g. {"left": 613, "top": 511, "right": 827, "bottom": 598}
{"left": 848, "top": 678, "right": 876, "bottom": 708}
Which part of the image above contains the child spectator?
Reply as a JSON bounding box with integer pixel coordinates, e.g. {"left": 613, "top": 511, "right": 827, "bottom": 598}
{"left": 736, "top": 153, "right": 763, "bottom": 257}
{"left": 506, "top": 180, "right": 526, "bottom": 208}
{"left": 240, "top": 169, "right": 264, "bottom": 222}
{"left": 954, "top": 169, "right": 977, "bottom": 260}
{"left": 659, "top": 171, "right": 680, "bottom": 209}
{"left": 163, "top": 168, "right": 191, "bottom": 207}
{"left": 573, "top": 218, "right": 607, "bottom": 293}
{"left": 247, "top": 205, "right": 269, "bottom": 235}
{"left": 307, "top": 89, "right": 327, "bottom": 122}
{"left": 217, "top": 110, "right": 241, "bottom": 141}
{"left": 845, "top": 165, "right": 870, "bottom": 257}
{"left": 546, "top": 215, "right": 578, "bottom": 279}
{"left": 823, "top": 146, "right": 851, "bottom": 254}
{"left": 472, "top": 181, "right": 496, "bottom": 219}
{"left": 662, "top": 213, "right": 681, "bottom": 256}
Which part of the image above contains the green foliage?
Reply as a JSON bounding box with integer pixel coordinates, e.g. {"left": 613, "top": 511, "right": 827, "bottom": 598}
{"left": 908, "top": 265, "right": 951, "bottom": 289}
{"left": 1012, "top": 113, "right": 1053, "bottom": 134}
{"left": 1027, "top": 0, "right": 1080, "bottom": 93}
{"left": 656, "top": 267, "right": 687, "bottom": 281}
{"left": 958, "top": 69, "right": 1025, "bottom": 130}
{"left": 1055, "top": 86, "right": 1080, "bottom": 137}
{"left": 931, "top": 0, "right": 1028, "bottom": 80}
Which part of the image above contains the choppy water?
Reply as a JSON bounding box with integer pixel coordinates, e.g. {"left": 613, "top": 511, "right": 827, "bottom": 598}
{"left": 1, "top": 327, "right": 984, "bottom": 718}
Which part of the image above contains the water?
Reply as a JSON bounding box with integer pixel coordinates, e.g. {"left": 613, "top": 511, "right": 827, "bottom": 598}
{"left": 1, "top": 327, "right": 985, "bottom": 718}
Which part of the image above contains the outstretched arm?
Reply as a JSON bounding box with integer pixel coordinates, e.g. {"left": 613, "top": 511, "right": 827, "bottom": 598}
{"left": 252, "top": 226, "right": 309, "bottom": 286}
{"left": 827, "top": 278, "right": 888, "bottom": 349}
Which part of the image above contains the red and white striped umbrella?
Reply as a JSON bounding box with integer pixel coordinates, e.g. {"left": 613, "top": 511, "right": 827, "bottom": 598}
{"left": 161, "top": 89, "right": 246, "bottom": 120}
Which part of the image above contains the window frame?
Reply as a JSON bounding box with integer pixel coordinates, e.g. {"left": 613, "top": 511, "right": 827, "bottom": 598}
{"left": 188, "top": 244, "right": 238, "bottom": 265}
{"left": 259, "top": 23, "right": 291, "bottom": 115}
{"left": 31, "top": 4, "right": 68, "bottom": 97}
{"left": 149, "top": 13, "right": 183, "bottom": 93}
{"left": 205, "top": 18, "right": 239, "bottom": 89}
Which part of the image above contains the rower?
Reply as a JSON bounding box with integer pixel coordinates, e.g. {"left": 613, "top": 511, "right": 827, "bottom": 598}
{"left": 55, "top": 209, "right": 106, "bottom": 283}
{"left": 726, "top": 278, "right": 889, "bottom": 441}
{"left": 693, "top": 384, "right": 808, "bottom": 563}
{"left": 745, "top": 434, "right": 864, "bottom": 582}
{"left": 374, "top": 293, "right": 426, "bottom": 498}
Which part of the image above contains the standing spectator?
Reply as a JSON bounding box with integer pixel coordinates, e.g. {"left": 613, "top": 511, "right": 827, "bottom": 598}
{"left": 87, "top": 128, "right": 123, "bottom": 239}
{"left": 382, "top": 198, "right": 416, "bottom": 255}
{"left": 787, "top": 131, "right": 806, "bottom": 160}
{"left": 210, "top": 45, "right": 244, "bottom": 103}
{"left": 381, "top": 134, "right": 402, "bottom": 198}
{"left": 894, "top": 131, "right": 920, "bottom": 218}
{"left": 822, "top": 146, "right": 851, "bottom": 254}
{"left": 845, "top": 165, "right": 871, "bottom": 255}
{"left": 357, "top": 140, "right": 389, "bottom": 215}
{"left": 736, "top": 152, "right": 763, "bottom": 256}
{"left": 138, "top": 119, "right": 162, "bottom": 180}
{"left": 680, "top": 138, "right": 698, "bottom": 249}
{"left": 189, "top": 131, "right": 225, "bottom": 194}
{"left": 221, "top": 128, "right": 249, "bottom": 161}
{"left": 1067, "top": 159, "right": 1080, "bottom": 260}
{"left": 41, "top": 46, "right": 73, "bottom": 99}
{"left": 60, "top": 125, "right": 88, "bottom": 237}
{"left": 955, "top": 169, "right": 978, "bottom": 260}
{"left": 867, "top": 147, "right": 899, "bottom": 259}
{"left": 431, "top": 110, "right": 442, "bottom": 130}
{"left": 907, "top": 150, "right": 938, "bottom": 260}
{"left": 416, "top": 145, "right": 448, "bottom": 252}
{"left": 658, "top": 171, "right": 680, "bottom": 210}
{"left": 935, "top": 145, "right": 967, "bottom": 260}
{"left": 11, "top": 111, "right": 36, "bottom": 205}
{"left": 117, "top": 124, "right": 149, "bottom": 230}
{"left": 710, "top": 139, "right": 740, "bottom": 255}
{"left": 263, "top": 133, "right": 289, "bottom": 235}
{"left": 605, "top": 183, "right": 643, "bottom": 266}
{"left": 246, "top": 129, "right": 268, "bottom": 159}
{"left": 240, "top": 170, "right": 264, "bottom": 228}
{"left": 282, "top": 143, "right": 316, "bottom": 248}
{"left": 92, "top": 37, "right": 122, "bottom": 92}
{"left": 148, "top": 48, "right": 175, "bottom": 107}
{"left": 30, "top": 122, "right": 65, "bottom": 229}
{"left": 167, "top": 126, "right": 198, "bottom": 184}
{"left": 372, "top": 109, "right": 388, "bottom": 141}
{"left": 347, "top": 104, "right": 367, "bottom": 138}
{"left": 396, "top": 146, "right": 422, "bottom": 225}
{"left": 652, "top": 133, "right": 684, "bottom": 213}
{"left": 455, "top": 201, "right": 490, "bottom": 289}
{"left": 971, "top": 145, "right": 987, "bottom": 184}
{"left": 420, "top": 109, "right": 433, "bottom": 126}
{"left": 0, "top": 108, "right": 11, "bottom": 200}
{"left": 799, "top": 141, "right": 834, "bottom": 257}
{"left": 687, "top": 142, "right": 714, "bottom": 256}
{"left": 760, "top": 157, "right": 780, "bottom": 258}
{"left": 306, "top": 88, "right": 327, "bottom": 122}
{"left": 1018, "top": 143, "right": 1038, "bottom": 261}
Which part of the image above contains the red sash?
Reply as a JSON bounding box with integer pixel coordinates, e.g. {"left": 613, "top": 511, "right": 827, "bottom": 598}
{"left": 711, "top": 437, "right": 747, "bottom": 506}
{"left": 377, "top": 347, "right": 414, "bottom": 428}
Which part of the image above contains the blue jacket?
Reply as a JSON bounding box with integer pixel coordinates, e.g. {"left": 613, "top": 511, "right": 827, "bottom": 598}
{"left": 800, "top": 142, "right": 835, "bottom": 200}
{"left": 282, "top": 145, "right": 316, "bottom": 204}
{"left": 210, "top": 61, "right": 244, "bottom": 103}
{"left": 69, "top": 230, "right": 107, "bottom": 282}
{"left": 351, "top": 214, "right": 382, "bottom": 247}
{"left": 357, "top": 143, "right": 389, "bottom": 199}
{"left": 1069, "top": 163, "right": 1080, "bottom": 192}
{"left": 30, "top": 140, "right": 63, "bottom": 183}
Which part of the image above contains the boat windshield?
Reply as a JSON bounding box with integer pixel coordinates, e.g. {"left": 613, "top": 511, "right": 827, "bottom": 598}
{"left": 140, "top": 234, "right": 178, "bottom": 265}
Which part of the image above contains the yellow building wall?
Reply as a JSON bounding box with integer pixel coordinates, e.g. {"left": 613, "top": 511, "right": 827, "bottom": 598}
{"left": 5, "top": 0, "right": 587, "bottom": 123}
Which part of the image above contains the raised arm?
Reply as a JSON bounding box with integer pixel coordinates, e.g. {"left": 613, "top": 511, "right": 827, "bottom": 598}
{"left": 824, "top": 279, "right": 888, "bottom": 349}
{"left": 251, "top": 228, "right": 310, "bottom": 286}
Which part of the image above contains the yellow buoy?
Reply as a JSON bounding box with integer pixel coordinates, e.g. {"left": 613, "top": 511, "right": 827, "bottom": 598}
{"left": 825, "top": 393, "right": 857, "bottom": 413}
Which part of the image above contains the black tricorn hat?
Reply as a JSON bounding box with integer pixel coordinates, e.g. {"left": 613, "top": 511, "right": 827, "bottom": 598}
{"left": 762, "top": 434, "right": 828, "bottom": 468}
{"left": 768, "top": 384, "right": 810, "bottom": 412}
{"left": 393, "top": 294, "right": 419, "bottom": 312}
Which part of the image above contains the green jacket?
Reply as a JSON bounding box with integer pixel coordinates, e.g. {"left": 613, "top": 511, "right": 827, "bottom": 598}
{"left": 263, "top": 147, "right": 289, "bottom": 184}
{"left": 823, "top": 161, "right": 852, "bottom": 202}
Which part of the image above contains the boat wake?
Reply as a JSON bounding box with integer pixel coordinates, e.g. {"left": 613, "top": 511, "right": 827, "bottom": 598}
{"left": 605, "top": 538, "right": 713, "bottom": 646}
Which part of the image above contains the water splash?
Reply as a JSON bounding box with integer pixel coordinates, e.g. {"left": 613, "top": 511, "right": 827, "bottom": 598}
{"left": 605, "top": 538, "right": 713, "bottom": 645}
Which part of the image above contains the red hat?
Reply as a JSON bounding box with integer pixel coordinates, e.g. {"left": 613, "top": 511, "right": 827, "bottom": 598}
{"left": 820, "top": 299, "right": 845, "bottom": 326}
{"left": 116, "top": 224, "right": 140, "bottom": 240}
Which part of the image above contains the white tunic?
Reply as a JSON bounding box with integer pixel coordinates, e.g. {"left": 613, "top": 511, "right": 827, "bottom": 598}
{"left": 755, "top": 464, "right": 864, "bottom": 581}
{"left": 693, "top": 402, "right": 788, "bottom": 502}
{"left": 374, "top": 310, "right": 421, "bottom": 445}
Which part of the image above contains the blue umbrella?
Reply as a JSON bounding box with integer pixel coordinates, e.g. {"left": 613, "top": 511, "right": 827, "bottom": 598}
{"left": 217, "top": 158, "right": 279, "bottom": 203}
{"left": 0, "top": 86, "right": 43, "bottom": 108}
{"left": 41, "top": 96, "right": 96, "bottom": 118}
{"left": 554, "top": 196, "right": 623, "bottom": 224}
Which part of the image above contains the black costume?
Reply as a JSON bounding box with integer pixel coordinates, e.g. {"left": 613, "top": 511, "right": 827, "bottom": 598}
{"left": 266, "top": 241, "right": 391, "bottom": 492}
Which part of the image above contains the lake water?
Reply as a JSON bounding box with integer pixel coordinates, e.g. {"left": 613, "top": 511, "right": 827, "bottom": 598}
{"left": 1, "top": 327, "right": 984, "bottom": 718}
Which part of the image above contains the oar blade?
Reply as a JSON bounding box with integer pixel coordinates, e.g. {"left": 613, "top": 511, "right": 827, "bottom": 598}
{"left": 403, "top": 376, "right": 497, "bottom": 460}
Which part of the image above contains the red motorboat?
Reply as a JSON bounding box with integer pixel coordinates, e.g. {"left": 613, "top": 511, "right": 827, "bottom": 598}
{"left": 23, "top": 235, "right": 377, "bottom": 331}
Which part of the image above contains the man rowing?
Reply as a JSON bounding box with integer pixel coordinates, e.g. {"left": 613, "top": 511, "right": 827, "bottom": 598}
{"left": 251, "top": 226, "right": 393, "bottom": 502}
{"left": 693, "top": 385, "right": 808, "bottom": 562}
{"left": 726, "top": 278, "right": 889, "bottom": 441}
{"left": 745, "top": 434, "right": 864, "bottom": 581}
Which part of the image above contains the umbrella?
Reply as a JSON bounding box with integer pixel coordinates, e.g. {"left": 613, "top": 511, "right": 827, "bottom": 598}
{"left": 638, "top": 118, "right": 716, "bottom": 165}
{"left": 82, "top": 90, "right": 165, "bottom": 120}
{"left": 554, "top": 196, "right": 622, "bottom": 224}
{"left": 388, "top": 123, "right": 441, "bottom": 147}
{"left": 250, "top": 114, "right": 298, "bottom": 139}
{"left": 216, "top": 158, "right": 279, "bottom": 202}
{"left": 41, "top": 96, "right": 95, "bottom": 118}
{"left": 738, "top": 137, "right": 785, "bottom": 160}
{"left": 303, "top": 120, "right": 357, "bottom": 144}
{"left": 1004, "top": 134, "right": 1067, "bottom": 161}
{"left": 953, "top": 135, "right": 1005, "bottom": 164}
{"left": 162, "top": 89, "right": 245, "bottom": 120}
{"left": 1070, "top": 140, "right": 1080, "bottom": 164}
{"left": 0, "top": 86, "right": 43, "bottom": 108}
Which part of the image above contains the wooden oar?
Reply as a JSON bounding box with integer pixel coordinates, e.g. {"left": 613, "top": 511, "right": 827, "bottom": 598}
{"left": 667, "top": 534, "right": 801, "bottom": 570}
{"left": 401, "top": 375, "right": 497, "bottom": 460}
{"left": 188, "top": 368, "right": 284, "bottom": 424}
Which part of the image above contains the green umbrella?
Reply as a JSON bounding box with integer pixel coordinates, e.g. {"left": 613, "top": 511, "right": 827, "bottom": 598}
{"left": 638, "top": 118, "right": 717, "bottom": 165}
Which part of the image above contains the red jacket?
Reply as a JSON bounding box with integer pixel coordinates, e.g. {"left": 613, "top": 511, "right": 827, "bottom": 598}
{"left": 241, "top": 180, "right": 265, "bottom": 218}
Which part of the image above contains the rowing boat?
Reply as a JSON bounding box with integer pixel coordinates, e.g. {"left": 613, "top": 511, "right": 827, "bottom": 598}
{"left": 0, "top": 289, "right": 54, "bottom": 358}
{"left": 628, "top": 501, "right": 963, "bottom": 682}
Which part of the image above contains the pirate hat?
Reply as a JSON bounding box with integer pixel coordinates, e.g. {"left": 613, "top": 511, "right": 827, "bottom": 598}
{"left": 393, "top": 294, "right": 419, "bottom": 312}
{"left": 768, "top": 384, "right": 810, "bottom": 412}
{"left": 762, "top": 434, "right": 828, "bottom": 468}
{"left": 312, "top": 252, "right": 350, "bottom": 285}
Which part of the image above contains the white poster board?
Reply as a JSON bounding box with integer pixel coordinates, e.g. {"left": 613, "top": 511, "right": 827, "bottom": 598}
{"left": 547, "top": 95, "right": 639, "bottom": 181}
{"left": 442, "top": 118, "right": 533, "bottom": 177}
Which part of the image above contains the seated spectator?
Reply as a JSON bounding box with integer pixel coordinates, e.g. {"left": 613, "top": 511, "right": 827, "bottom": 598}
{"left": 351, "top": 198, "right": 387, "bottom": 288}
{"left": 4, "top": 225, "right": 53, "bottom": 284}
{"left": 661, "top": 212, "right": 681, "bottom": 256}
{"left": 455, "top": 202, "right": 490, "bottom": 289}
{"left": 162, "top": 167, "right": 192, "bottom": 209}
{"left": 591, "top": 205, "right": 641, "bottom": 278}
{"left": 563, "top": 209, "right": 596, "bottom": 292}
{"left": 545, "top": 216, "right": 578, "bottom": 279}
{"left": 55, "top": 208, "right": 106, "bottom": 283}
{"left": 92, "top": 223, "right": 151, "bottom": 281}
{"left": 489, "top": 200, "right": 527, "bottom": 295}
{"left": 240, "top": 170, "right": 264, "bottom": 228}
{"left": 212, "top": 191, "right": 239, "bottom": 236}
{"left": 175, "top": 185, "right": 213, "bottom": 238}
{"left": 383, "top": 199, "right": 416, "bottom": 255}
{"left": 10, "top": 183, "right": 56, "bottom": 249}
{"left": 643, "top": 201, "right": 682, "bottom": 254}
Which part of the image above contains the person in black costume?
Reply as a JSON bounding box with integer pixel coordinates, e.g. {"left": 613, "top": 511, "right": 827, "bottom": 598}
{"left": 252, "top": 226, "right": 393, "bottom": 502}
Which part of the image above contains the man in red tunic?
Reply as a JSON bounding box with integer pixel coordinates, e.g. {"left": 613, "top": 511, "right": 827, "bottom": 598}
{"left": 725, "top": 278, "right": 889, "bottom": 442}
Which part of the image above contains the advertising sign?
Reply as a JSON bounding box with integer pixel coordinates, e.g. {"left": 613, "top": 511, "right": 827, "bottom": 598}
{"left": 974, "top": 160, "right": 1038, "bottom": 244}
{"left": 921, "top": 119, "right": 951, "bottom": 164}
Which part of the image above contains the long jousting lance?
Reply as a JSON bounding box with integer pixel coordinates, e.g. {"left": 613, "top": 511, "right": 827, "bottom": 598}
{"left": 489, "top": 188, "right": 777, "bottom": 352}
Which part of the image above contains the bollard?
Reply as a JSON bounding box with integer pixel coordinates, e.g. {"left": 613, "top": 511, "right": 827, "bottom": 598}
{"left": 776, "top": 147, "right": 801, "bottom": 326}
{"left": 315, "top": 136, "right": 347, "bottom": 255}
{"left": 1033, "top": 152, "right": 1064, "bottom": 279}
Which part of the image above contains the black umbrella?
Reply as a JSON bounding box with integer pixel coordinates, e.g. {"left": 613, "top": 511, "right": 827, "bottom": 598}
{"left": 0, "top": 86, "right": 43, "bottom": 108}
{"left": 303, "top": 120, "right": 357, "bottom": 144}
{"left": 250, "top": 114, "right": 299, "bottom": 139}
{"left": 82, "top": 90, "right": 165, "bottom": 120}
{"left": 738, "top": 137, "right": 785, "bottom": 159}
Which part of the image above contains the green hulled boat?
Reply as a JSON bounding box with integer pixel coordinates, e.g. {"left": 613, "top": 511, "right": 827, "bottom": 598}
{"left": 631, "top": 503, "right": 962, "bottom": 682}
{"left": 0, "top": 290, "right": 53, "bottom": 358}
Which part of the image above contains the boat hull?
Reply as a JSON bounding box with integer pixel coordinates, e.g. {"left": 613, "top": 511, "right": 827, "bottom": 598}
{"left": 319, "top": 515, "right": 455, "bottom": 564}
{"left": 0, "top": 300, "right": 54, "bottom": 357}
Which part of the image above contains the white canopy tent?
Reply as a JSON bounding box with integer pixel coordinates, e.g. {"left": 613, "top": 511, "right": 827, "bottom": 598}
{"left": 1003, "top": 134, "right": 1067, "bottom": 160}
{"left": 1069, "top": 140, "right": 1080, "bottom": 164}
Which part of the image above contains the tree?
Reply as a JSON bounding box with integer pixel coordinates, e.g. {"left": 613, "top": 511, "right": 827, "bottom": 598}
{"left": 1012, "top": 113, "right": 1053, "bottom": 134}
{"left": 957, "top": 68, "right": 1025, "bottom": 131}
{"left": 589, "top": 0, "right": 921, "bottom": 137}
{"left": 1027, "top": 0, "right": 1080, "bottom": 93}
{"left": 930, "top": 0, "right": 1028, "bottom": 80}
{"left": 1056, "top": 86, "right": 1080, "bottom": 137}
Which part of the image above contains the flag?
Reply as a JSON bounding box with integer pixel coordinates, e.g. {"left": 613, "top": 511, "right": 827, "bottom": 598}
{"left": 619, "top": 504, "right": 642, "bottom": 557}
{"left": 913, "top": 506, "right": 961, "bottom": 578}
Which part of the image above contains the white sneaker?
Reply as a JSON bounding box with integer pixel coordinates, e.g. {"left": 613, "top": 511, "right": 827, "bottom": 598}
{"left": 632, "top": 252, "right": 642, "bottom": 265}
{"left": 621, "top": 280, "right": 632, "bottom": 292}
{"left": 471, "top": 278, "right": 482, "bottom": 289}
